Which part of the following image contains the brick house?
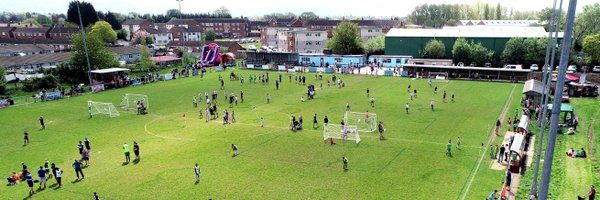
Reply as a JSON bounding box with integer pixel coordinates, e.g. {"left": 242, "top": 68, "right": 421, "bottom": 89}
{"left": 276, "top": 30, "right": 327, "bottom": 53}
{"left": 0, "top": 27, "right": 15, "bottom": 38}
{"left": 193, "top": 18, "right": 250, "bottom": 38}
{"left": 12, "top": 27, "right": 51, "bottom": 39}
{"left": 122, "top": 19, "right": 154, "bottom": 41}
{"left": 49, "top": 26, "right": 79, "bottom": 40}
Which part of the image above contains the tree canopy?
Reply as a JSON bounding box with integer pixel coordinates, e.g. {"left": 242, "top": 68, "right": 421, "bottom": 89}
{"left": 67, "top": 1, "right": 99, "bottom": 27}
{"left": 90, "top": 21, "right": 117, "bottom": 44}
{"left": 300, "top": 12, "right": 318, "bottom": 20}
{"left": 583, "top": 33, "right": 600, "bottom": 66}
{"left": 422, "top": 40, "right": 445, "bottom": 59}
{"left": 35, "top": 15, "right": 52, "bottom": 26}
{"left": 575, "top": 3, "right": 600, "bottom": 47}
{"left": 104, "top": 11, "right": 121, "bottom": 30}
{"left": 364, "top": 35, "right": 385, "bottom": 55}
{"left": 326, "top": 21, "right": 364, "bottom": 55}
{"left": 59, "top": 33, "right": 118, "bottom": 83}
{"left": 203, "top": 29, "right": 217, "bottom": 42}
{"left": 213, "top": 6, "right": 231, "bottom": 18}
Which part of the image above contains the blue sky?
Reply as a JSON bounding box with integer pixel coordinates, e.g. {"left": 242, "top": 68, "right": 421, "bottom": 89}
{"left": 0, "top": 0, "right": 595, "bottom": 18}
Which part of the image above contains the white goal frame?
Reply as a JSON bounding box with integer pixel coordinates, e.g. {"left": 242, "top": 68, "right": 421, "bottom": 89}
{"left": 430, "top": 72, "right": 449, "bottom": 83}
{"left": 344, "top": 111, "right": 377, "bottom": 132}
{"left": 120, "top": 94, "right": 149, "bottom": 110}
{"left": 88, "top": 101, "right": 120, "bottom": 117}
{"left": 324, "top": 124, "right": 360, "bottom": 144}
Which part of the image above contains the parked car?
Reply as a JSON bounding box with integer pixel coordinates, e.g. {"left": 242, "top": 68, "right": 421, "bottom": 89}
{"left": 504, "top": 64, "right": 523, "bottom": 70}
{"left": 593, "top": 66, "right": 600, "bottom": 73}
{"left": 530, "top": 64, "right": 539, "bottom": 71}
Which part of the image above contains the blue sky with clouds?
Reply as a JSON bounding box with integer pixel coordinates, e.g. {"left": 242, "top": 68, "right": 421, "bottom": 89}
{"left": 0, "top": 0, "right": 595, "bottom": 18}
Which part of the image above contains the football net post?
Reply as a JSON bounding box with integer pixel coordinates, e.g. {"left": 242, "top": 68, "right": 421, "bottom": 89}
{"left": 323, "top": 124, "right": 360, "bottom": 144}
{"left": 88, "top": 101, "right": 120, "bottom": 117}
{"left": 344, "top": 111, "right": 377, "bottom": 132}
{"left": 120, "top": 94, "right": 149, "bottom": 110}
{"left": 430, "top": 72, "right": 449, "bottom": 83}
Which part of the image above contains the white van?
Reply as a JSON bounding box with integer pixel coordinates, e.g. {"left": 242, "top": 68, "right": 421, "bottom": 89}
{"left": 505, "top": 64, "right": 523, "bottom": 70}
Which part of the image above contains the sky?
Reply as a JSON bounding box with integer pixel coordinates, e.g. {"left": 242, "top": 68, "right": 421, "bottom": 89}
{"left": 0, "top": 0, "right": 596, "bottom": 18}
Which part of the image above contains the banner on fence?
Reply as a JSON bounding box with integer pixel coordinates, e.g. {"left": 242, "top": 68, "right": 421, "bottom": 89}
{"left": 92, "top": 84, "right": 105, "bottom": 92}
{"left": 262, "top": 65, "right": 269, "bottom": 70}
{"left": 0, "top": 99, "right": 8, "bottom": 108}
{"left": 247, "top": 64, "right": 254, "bottom": 69}
{"left": 164, "top": 74, "right": 173, "bottom": 80}
{"left": 278, "top": 65, "right": 286, "bottom": 71}
{"left": 46, "top": 92, "right": 62, "bottom": 100}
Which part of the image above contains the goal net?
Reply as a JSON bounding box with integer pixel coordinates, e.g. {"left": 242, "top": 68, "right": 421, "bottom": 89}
{"left": 430, "top": 72, "right": 449, "bottom": 83}
{"left": 344, "top": 111, "right": 377, "bottom": 132}
{"left": 88, "top": 101, "right": 120, "bottom": 117}
{"left": 120, "top": 94, "right": 149, "bottom": 110}
{"left": 323, "top": 124, "right": 360, "bottom": 144}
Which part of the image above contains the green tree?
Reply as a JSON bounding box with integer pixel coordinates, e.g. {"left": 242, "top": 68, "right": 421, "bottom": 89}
{"left": 166, "top": 9, "right": 181, "bottom": 19}
{"left": 483, "top": 3, "right": 491, "bottom": 20}
{"left": 35, "top": 14, "right": 52, "bottom": 26}
{"left": 495, "top": 3, "right": 502, "bottom": 20}
{"left": 299, "top": 12, "right": 318, "bottom": 20}
{"left": 575, "top": 3, "right": 600, "bottom": 48}
{"left": 501, "top": 37, "right": 527, "bottom": 64}
{"left": 583, "top": 33, "right": 600, "bottom": 65}
{"left": 538, "top": 8, "right": 566, "bottom": 31}
{"left": 422, "top": 39, "right": 446, "bottom": 59}
{"left": 213, "top": 6, "right": 231, "bottom": 18}
{"left": 364, "top": 35, "right": 385, "bottom": 54}
{"left": 326, "top": 21, "right": 364, "bottom": 54}
{"left": 67, "top": 1, "right": 99, "bottom": 27}
{"left": 0, "top": 67, "right": 5, "bottom": 94}
{"left": 469, "top": 42, "right": 494, "bottom": 66}
{"left": 116, "top": 29, "right": 128, "bottom": 40}
{"left": 523, "top": 38, "right": 547, "bottom": 67}
{"left": 204, "top": 29, "right": 217, "bottom": 42}
{"left": 90, "top": 21, "right": 117, "bottom": 44}
{"left": 452, "top": 38, "right": 471, "bottom": 64}
{"left": 105, "top": 11, "right": 121, "bottom": 30}
{"left": 59, "top": 33, "right": 118, "bottom": 83}
{"left": 139, "top": 39, "right": 157, "bottom": 72}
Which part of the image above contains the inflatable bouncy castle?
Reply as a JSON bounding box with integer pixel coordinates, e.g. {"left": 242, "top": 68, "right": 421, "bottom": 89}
{"left": 199, "top": 43, "right": 221, "bottom": 67}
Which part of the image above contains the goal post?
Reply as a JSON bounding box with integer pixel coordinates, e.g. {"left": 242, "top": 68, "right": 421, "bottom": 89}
{"left": 88, "top": 101, "right": 120, "bottom": 117}
{"left": 430, "top": 72, "right": 449, "bottom": 83}
{"left": 120, "top": 94, "right": 149, "bottom": 110}
{"left": 344, "top": 111, "right": 377, "bottom": 132}
{"left": 323, "top": 124, "right": 360, "bottom": 144}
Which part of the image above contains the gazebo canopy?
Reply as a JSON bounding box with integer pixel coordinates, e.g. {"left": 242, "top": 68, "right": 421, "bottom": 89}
{"left": 91, "top": 68, "right": 130, "bottom": 74}
{"left": 546, "top": 104, "right": 574, "bottom": 112}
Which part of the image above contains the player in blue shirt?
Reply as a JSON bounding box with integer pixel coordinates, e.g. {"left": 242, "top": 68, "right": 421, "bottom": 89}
{"left": 37, "top": 166, "right": 46, "bottom": 188}
{"left": 313, "top": 114, "right": 318, "bottom": 128}
{"left": 72, "top": 159, "right": 84, "bottom": 179}
{"left": 84, "top": 137, "right": 91, "bottom": 151}
{"left": 25, "top": 172, "right": 34, "bottom": 195}
{"left": 77, "top": 141, "right": 84, "bottom": 155}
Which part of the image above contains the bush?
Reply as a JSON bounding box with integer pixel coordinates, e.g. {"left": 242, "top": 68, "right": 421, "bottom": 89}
{"left": 0, "top": 83, "right": 6, "bottom": 95}
{"left": 22, "top": 75, "right": 59, "bottom": 92}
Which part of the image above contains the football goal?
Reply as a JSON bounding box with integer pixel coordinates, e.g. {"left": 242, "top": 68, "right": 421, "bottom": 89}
{"left": 88, "top": 101, "right": 120, "bottom": 117}
{"left": 430, "top": 72, "right": 449, "bottom": 83}
{"left": 120, "top": 94, "right": 149, "bottom": 110}
{"left": 344, "top": 111, "right": 377, "bottom": 132}
{"left": 323, "top": 124, "right": 360, "bottom": 144}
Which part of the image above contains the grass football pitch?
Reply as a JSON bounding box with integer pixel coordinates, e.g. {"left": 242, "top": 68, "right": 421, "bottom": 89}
{"left": 0, "top": 69, "right": 522, "bottom": 199}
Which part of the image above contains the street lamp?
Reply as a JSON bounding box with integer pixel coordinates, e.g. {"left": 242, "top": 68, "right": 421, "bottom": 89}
{"left": 76, "top": 0, "right": 93, "bottom": 90}
{"left": 175, "top": 0, "right": 187, "bottom": 65}
{"left": 176, "top": 0, "right": 183, "bottom": 19}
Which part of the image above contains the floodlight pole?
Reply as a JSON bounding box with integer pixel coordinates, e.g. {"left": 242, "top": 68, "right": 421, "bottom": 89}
{"left": 538, "top": 0, "right": 577, "bottom": 199}
{"left": 77, "top": 0, "right": 93, "bottom": 89}
{"left": 530, "top": 0, "right": 563, "bottom": 196}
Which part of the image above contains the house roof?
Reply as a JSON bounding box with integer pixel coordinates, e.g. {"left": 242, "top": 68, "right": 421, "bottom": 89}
{"left": 250, "top": 21, "right": 269, "bottom": 27}
{"left": 187, "top": 26, "right": 202, "bottom": 32}
{"left": 0, "top": 52, "right": 71, "bottom": 67}
{"left": 13, "top": 27, "right": 51, "bottom": 33}
{"left": 194, "top": 18, "right": 248, "bottom": 23}
{"left": 122, "top": 19, "right": 152, "bottom": 25}
{"left": 150, "top": 55, "right": 181, "bottom": 62}
{"left": 167, "top": 18, "right": 195, "bottom": 25}
{"left": 0, "top": 27, "right": 15, "bottom": 32}
{"left": 168, "top": 41, "right": 242, "bottom": 48}
{"left": 303, "top": 20, "right": 401, "bottom": 27}
{"left": 140, "top": 28, "right": 159, "bottom": 34}
{"left": 386, "top": 26, "right": 564, "bottom": 38}
{"left": 0, "top": 38, "right": 71, "bottom": 45}
{"left": 459, "top": 20, "right": 540, "bottom": 26}
{"left": 109, "top": 46, "right": 141, "bottom": 55}
{"left": 49, "top": 26, "right": 79, "bottom": 34}
{"left": 0, "top": 44, "right": 55, "bottom": 54}
{"left": 90, "top": 67, "right": 130, "bottom": 74}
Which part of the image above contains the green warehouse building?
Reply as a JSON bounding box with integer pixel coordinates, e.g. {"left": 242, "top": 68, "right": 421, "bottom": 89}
{"left": 385, "top": 26, "right": 564, "bottom": 60}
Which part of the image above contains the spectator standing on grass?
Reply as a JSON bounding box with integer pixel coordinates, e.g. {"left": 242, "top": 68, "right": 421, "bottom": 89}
{"left": 94, "top": 192, "right": 100, "bottom": 200}
{"left": 489, "top": 145, "right": 495, "bottom": 159}
{"left": 378, "top": 121, "right": 385, "bottom": 140}
{"left": 39, "top": 116, "right": 45, "bottom": 130}
{"left": 313, "top": 114, "right": 318, "bottom": 128}
{"left": 451, "top": 93, "right": 455, "bottom": 102}
{"left": 588, "top": 185, "right": 596, "bottom": 200}
{"left": 82, "top": 150, "right": 90, "bottom": 166}
{"left": 77, "top": 141, "right": 84, "bottom": 155}
{"left": 266, "top": 93, "right": 270, "bottom": 104}
{"left": 51, "top": 163, "right": 57, "bottom": 179}
{"left": 346, "top": 102, "right": 350, "bottom": 111}
{"left": 342, "top": 157, "right": 348, "bottom": 170}
{"left": 495, "top": 119, "right": 501, "bottom": 135}
{"left": 72, "top": 159, "right": 84, "bottom": 179}
{"left": 232, "top": 144, "right": 239, "bottom": 156}
{"left": 498, "top": 145, "right": 506, "bottom": 163}
{"left": 133, "top": 142, "right": 140, "bottom": 161}
{"left": 405, "top": 103, "right": 409, "bottom": 114}
{"left": 456, "top": 137, "right": 461, "bottom": 150}
{"left": 446, "top": 140, "right": 452, "bottom": 156}
{"left": 506, "top": 171, "right": 512, "bottom": 187}
{"left": 434, "top": 86, "right": 438, "bottom": 95}
{"left": 443, "top": 91, "right": 447, "bottom": 102}
{"left": 25, "top": 172, "right": 34, "bottom": 195}
{"left": 54, "top": 168, "right": 62, "bottom": 187}
{"left": 431, "top": 100, "right": 435, "bottom": 111}
{"left": 84, "top": 137, "right": 91, "bottom": 151}
{"left": 195, "top": 164, "right": 201, "bottom": 183}
{"left": 323, "top": 115, "right": 329, "bottom": 127}
{"left": 260, "top": 117, "right": 264, "bottom": 127}
{"left": 123, "top": 143, "right": 130, "bottom": 163}
{"left": 487, "top": 190, "right": 497, "bottom": 200}
{"left": 24, "top": 130, "right": 29, "bottom": 145}
{"left": 370, "top": 96, "right": 375, "bottom": 107}
{"left": 507, "top": 117, "right": 512, "bottom": 131}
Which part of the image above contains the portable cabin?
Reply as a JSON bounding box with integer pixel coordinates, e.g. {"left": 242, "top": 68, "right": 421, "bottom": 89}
{"left": 508, "top": 133, "right": 526, "bottom": 174}
{"left": 298, "top": 53, "right": 366, "bottom": 67}
{"left": 368, "top": 55, "right": 412, "bottom": 68}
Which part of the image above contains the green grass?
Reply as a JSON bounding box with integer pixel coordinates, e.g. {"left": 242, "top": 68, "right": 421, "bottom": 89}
{"left": 1, "top": 69, "right": 526, "bottom": 199}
